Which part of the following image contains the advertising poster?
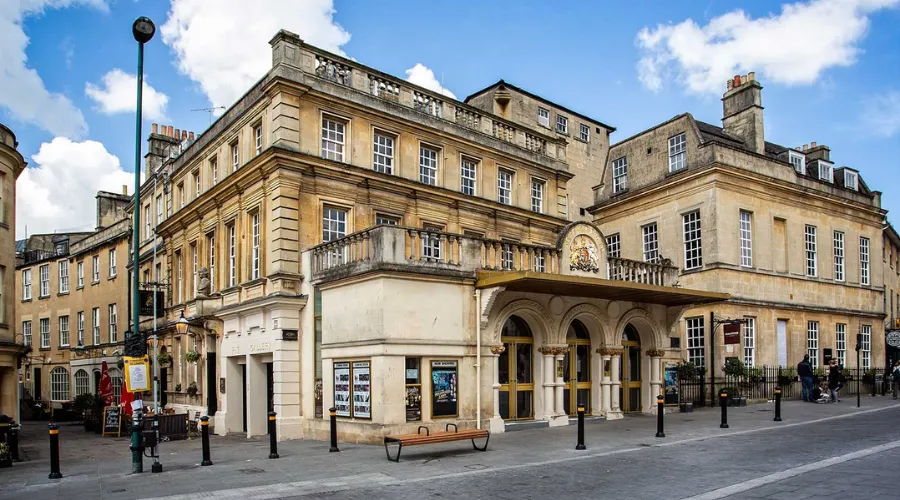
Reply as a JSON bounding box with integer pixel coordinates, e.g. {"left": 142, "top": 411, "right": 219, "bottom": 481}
{"left": 123, "top": 356, "right": 150, "bottom": 392}
{"left": 431, "top": 361, "right": 458, "bottom": 417}
{"left": 406, "top": 385, "right": 422, "bottom": 421}
{"left": 352, "top": 361, "right": 371, "bottom": 419}
{"left": 333, "top": 362, "right": 351, "bottom": 417}
{"left": 664, "top": 362, "right": 679, "bottom": 404}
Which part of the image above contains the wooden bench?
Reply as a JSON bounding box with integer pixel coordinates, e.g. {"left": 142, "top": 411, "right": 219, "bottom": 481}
{"left": 383, "top": 423, "right": 490, "bottom": 462}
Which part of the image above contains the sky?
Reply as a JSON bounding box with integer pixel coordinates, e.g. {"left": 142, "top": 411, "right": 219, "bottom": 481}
{"left": 2, "top": 0, "right": 899, "bottom": 238}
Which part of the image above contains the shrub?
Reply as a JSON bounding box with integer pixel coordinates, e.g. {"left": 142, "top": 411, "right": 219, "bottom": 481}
{"left": 676, "top": 361, "right": 698, "bottom": 380}
{"left": 185, "top": 350, "right": 201, "bottom": 363}
{"left": 723, "top": 357, "right": 745, "bottom": 377}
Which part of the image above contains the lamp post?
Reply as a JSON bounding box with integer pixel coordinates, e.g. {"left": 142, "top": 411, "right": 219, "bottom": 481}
{"left": 130, "top": 15, "right": 155, "bottom": 474}
{"left": 709, "top": 313, "right": 749, "bottom": 407}
{"left": 175, "top": 311, "right": 190, "bottom": 336}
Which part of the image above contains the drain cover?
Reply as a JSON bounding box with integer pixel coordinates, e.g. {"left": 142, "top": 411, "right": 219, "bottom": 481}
{"left": 465, "top": 464, "right": 487, "bottom": 470}
{"left": 108, "top": 489, "right": 127, "bottom": 493}
{"left": 239, "top": 467, "right": 266, "bottom": 474}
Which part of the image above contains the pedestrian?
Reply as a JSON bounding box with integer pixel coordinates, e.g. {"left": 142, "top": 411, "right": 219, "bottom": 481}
{"left": 798, "top": 354, "right": 814, "bottom": 402}
{"left": 828, "top": 359, "right": 841, "bottom": 403}
{"left": 892, "top": 361, "right": 900, "bottom": 400}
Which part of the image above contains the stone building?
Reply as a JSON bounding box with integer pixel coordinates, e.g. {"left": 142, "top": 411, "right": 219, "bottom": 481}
{"left": 0, "top": 123, "right": 25, "bottom": 419}
{"left": 591, "top": 73, "right": 887, "bottom": 381}
{"left": 16, "top": 191, "right": 130, "bottom": 412}
{"left": 130, "top": 30, "right": 729, "bottom": 442}
{"left": 884, "top": 222, "right": 900, "bottom": 366}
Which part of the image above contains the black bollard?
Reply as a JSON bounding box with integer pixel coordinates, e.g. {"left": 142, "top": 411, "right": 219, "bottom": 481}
{"left": 719, "top": 391, "right": 729, "bottom": 429}
{"left": 9, "top": 423, "right": 19, "bottom": 462}
{"left": 774, "top": 387, "right": 783, "bottom": 422}
{"left": 200, "top": 416, "right": 212, "bottom": 466}
{"left": 656, "top": 395, "right": 666, "bottom": 438}
{"left": 329, "top": 407, "right": 340, "bottom": 453}
{"left": 575, "top": 406, "right": 586, "bottom": 450}
{"left": 48, "top": 423, "right": 62, "bottom": 479}
{"left": 268, "top": 412, "right": 279, "bottom": 459}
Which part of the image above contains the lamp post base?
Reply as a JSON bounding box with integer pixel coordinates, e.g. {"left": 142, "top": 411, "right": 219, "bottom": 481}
{"left": 151, "top": 462, "right": 163, "bottom": 473}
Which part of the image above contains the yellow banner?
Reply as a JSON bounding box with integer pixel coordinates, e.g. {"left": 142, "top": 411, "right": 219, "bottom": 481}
{"left": 123, "top": 356, "right": 151, "bottom": 392}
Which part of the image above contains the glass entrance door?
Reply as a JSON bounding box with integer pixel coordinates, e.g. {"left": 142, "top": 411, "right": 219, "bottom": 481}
{"left": 499, "top": 315, "right": 534, "bottom": 420}
{"left": 620, "top": 324, "right": 642, "bottom": 413}
{"left": 563, "top": 319, "right": 592, "bottom": 415}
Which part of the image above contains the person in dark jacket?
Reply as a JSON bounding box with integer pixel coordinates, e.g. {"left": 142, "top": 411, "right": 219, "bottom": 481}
{"left": 828, "top": 359, "right": 841, "bottom": 403}
{"left": 798, "top": 355, "right": 814, "bottom": 402}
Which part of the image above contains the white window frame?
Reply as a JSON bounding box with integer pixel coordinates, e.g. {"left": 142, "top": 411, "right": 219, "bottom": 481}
{"left": 579, "top": 124, "right": 590, "bottom": 142}
{"left": 74, "top": 369, "right": 90, "bottom": 397}
{"left": 683, "top": 211, "right": 703, "bottom": 270}
{"left": 860, "top": 236, "right": 870, "bottom": 285}
{"left": 144, "top": 205, "right": 151, "bottom": 239}
{"left": 156, "top": 194, "right": 163, "bottom": 226}
{"left": 422, "top": 225, "right": 443, "bottom": 261}
{"left": 835, "top": 323, "right": 846, "bottom": 366}
{"left": 789, "top": 151, "right": 806, "bottom": 175}
{"left": 844, "top": 170, "right": 858, "bottom": 191}
{"left": 22, "top": 269, "right": 32, "bottom": 300}
{"left": 109, "top": 249, "right": 117, "bottom": 277}
{"left": 176, "top": 252, "right": 183, "bottom": 303}
{"left": 805, "top": 225, "right": 818, "bottom": 277}
{"left": 254, "top": 125, "right": 262, "bottom": 156}
{"left": 533, "top": 252, "right": 546, "bottom": 273}
{"left": 92, "top": 307, "right": 100, "bottom": 345}
{"left": 323, "top": 206, "right": 348, "bottom": 265}
{"left": 179, "top": 183, "right": 185, "bottom": 208}
{"left": 50, "top": 367, "right": 69, "bottom": 402}
{"left": 373, "top": 131, "right": 395, "bottom": 175}
{"left": 228, "top": 225, "right": 236, "bottom": 287}
{"left": 194, "top": 171, "right": 201, "bottom": 197}
{"left": 22, "top": 320, "right": 31, "bottom": 347}
{"left": 251, "top": 212, "right": 260, "bottom": 280}
{"left": 739, "top": 210, "right": 752, "bottom": 267}
{"left": 60, "top": 315, "right": 71, "bottom": 347}
{"left": 537, "top": 107, "right": 550, "bottom": 127}
{"left": 686, "top": 317, "right": 705, "bottom": 368}
{"left": 39, "top": 264, "right": 49, "bottom": 297}
{"left": 321, "top": 116, "right": 346, "bottom": 162}
{"left": 77, "top": 261, "right": 84, "bottom": 288}
{"left": 668, "top": 133, "right": 687, "bottom": 172}
{"left": 556, "top": 115, "right": 568, "bottom": 134}
{"left": 612, "top": 157, "right": 628, "bottom": 193}
{"left": 460, "top": 156, "right": 477, "bottom": 196}
{"left": 807, "top": 321, "right": 819, "bottom": 369}
{"left": 642, "top": 223, "right": 659, "bottom": 264}
{"left": 92, "top": 255, "right": 99, "bottom": 283}
{"left": 211, "top": 158, "right": 218, "bottom": 185}
{"left": 58, "top": 260, "right": 69, "bottom": 293}
{"left": 419, "top": 145, "right": 439, "bottom": 186}
{"left": 108, "top": 304, "right": 117, "bottom": 343}
{"left": 232, "top": 142, "right": 239, "bottom": 172}
{"left": 501, "top": 243, "right": 514, "bottom": 270}
{"left": 497, "top": 169, "right": 513, "bottom": 205}
{"left": 833, "top": 231, "right": 845, "bottom": 282}
{"left": 208, "top": 233, "right": 216, "bottom": 293}
{"left": 76, "top": 312, "right": 84, "bottom": 345}
{"left": 375, "top": 214, "right": 399, "bottom": 225}
{"left": 40, "top": 318, "right": 50, "bottom": 348}
{"left": 818, "top": 160, "right": 834, "bottom": 182}
{"left": 742, "top": 317, "right": 756, "bottom": 366}
{"left": 861, "top": 324, "right": 871, "bottom": 370}
{"left": 531, "top": 179, "right": 544, "bottom": 214}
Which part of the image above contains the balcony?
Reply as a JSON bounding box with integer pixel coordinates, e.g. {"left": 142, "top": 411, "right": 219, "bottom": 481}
{"left": 310, "top": 225, "right": 679, "bottom": 288}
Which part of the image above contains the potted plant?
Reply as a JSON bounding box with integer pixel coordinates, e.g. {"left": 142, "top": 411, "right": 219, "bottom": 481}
{"left": 186, "top": 382, "right": 199, "bottom": 396}
{"left": 175, "top": 383, "right": 182, "bottom": 392}
{"left": 157, "top": 352, "right": 172, "bottom": 366}
{"left": 185, "top": 349, "right": 201, "bottom": 364}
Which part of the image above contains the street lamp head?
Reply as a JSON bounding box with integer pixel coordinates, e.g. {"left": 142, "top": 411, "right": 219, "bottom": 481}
{"left": 175, "top": 311, "right": 190, "bottom": 335}
{"left": 132, "top": 16, "right": 156, "bottom": 44}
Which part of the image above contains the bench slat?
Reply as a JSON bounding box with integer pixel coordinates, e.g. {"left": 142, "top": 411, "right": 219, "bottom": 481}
{"left": 385, "top": 430, "right": 488, "bottom": 446}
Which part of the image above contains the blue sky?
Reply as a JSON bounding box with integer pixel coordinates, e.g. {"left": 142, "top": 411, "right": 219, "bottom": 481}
{"left": 3, "top": 0, "right": 899, "bottom": 236}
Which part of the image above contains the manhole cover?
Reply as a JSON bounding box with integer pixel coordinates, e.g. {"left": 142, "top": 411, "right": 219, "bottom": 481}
{"left": 239, "top": 467, "right": 266, "bottom": 474}
{"left": 108, "top": 489, "right": 127, "bottom": 493}
{"left": 465, "top": 464, "right": 487, "bottom": 470}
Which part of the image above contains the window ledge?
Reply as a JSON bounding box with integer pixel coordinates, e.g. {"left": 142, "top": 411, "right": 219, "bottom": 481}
{"left": 0, "top": 222, "right": 8, "bottom": 230}
{"left": 21, "top": 298, "right": 32, "bottom": 303}
{"left": 76, "top": 285, "right": 84, "bottom": 290}
{"left": 57, "top": 292, "right": 69, "bottom": 297}
{"left": 0, "top": 323, "right": 8, "bottom": 329}
{"left": 108, "top": 275, "right": 117, "bottom": 281}
{"left": 241, "top": 277, "right": 267, "bottom": 288}
{"left": 91, "top": 280, "right": 100, "bottom": 286}
{"left": 38, "top": 295, "right": 49, "bottom": 300}
{"left": 39, "top": 347, "right": 51, "bottom": 352}
{"left": 665, "top": 167, "right": 689, "bottom": 178}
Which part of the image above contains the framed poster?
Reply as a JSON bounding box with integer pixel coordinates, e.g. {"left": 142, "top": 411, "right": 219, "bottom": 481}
{"left": 431, "top": 360, "right": 458, "bottom": 418}
{"left": 352, "top": 361, "right": 371, "bottom": 419}
{"left": 406, "top": 385, "right": 422, "bottom": 421}
{"left": 664, "top": 362, "right": 679, "bottom": 405}
{"left": 333, "top": 362, "right": 351, "bottom": 417}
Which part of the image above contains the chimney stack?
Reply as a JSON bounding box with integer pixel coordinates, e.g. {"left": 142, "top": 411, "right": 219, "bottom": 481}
{"left": 810, "top": 141, "right": 817, "bottom": 148}
{"left": 722, "top": 72, "right": 765, "bottom": 155}
{"left": 803, "top": 144, "right": 808, "bottom": 152}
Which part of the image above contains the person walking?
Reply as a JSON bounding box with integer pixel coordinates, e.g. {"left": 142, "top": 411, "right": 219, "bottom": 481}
{"left": 828, "top": 359, "right": 841, "bottom": 403}
{"left": 892, "top": 360, "right": 900, "bottom": 400}
{"left": 798, "top": 354, "right": 814, "bottom": 402}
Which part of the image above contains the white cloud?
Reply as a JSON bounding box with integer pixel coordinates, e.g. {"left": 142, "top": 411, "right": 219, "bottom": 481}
{"left": 0, "top": 0, "right": 105, "bottom": 138}
{"left": 404, "top": 63, "right": 456, "bottom": 99}
{"left": 85, "top": 68, "right": 169, "bottom": 120}
{"left": 863, "top": 90, "right": 900, "bottom": 137}
{"left": 636, "top": 0, "right": 900, "bottom": 94}
{"left": 161, "top": 0, "right": 351, "bottom": 111}
{"left": 17, "top": 137, "right": 131, "bottom": 236}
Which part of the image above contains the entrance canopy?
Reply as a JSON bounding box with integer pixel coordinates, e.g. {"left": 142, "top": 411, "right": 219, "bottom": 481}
{"left": 476, "top": 270, "right": 729, "bottom": 307}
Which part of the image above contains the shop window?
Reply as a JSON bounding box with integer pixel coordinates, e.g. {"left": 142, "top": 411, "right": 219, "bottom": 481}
{"left": 405, "top": 358, "right": 421, "bottom": 422}
{"left": 333, "top": 360, "right": 371, "bottom": 419}
{"left": 431, "top": 360, "right": 458, "bottom": 418}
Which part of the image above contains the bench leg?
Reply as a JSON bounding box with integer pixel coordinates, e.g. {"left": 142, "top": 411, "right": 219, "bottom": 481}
{"left": 471, "top": 434, "right": 490, "bottom": 452}
{"left": 384, "top": 441, "right": 402, "bottom": 462}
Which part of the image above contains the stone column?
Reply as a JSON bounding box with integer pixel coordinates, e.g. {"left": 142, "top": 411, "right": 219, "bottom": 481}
{"left": 539, "top": 347, "right": 555, "bottom": 422}
{"left": 245, "top": 354, "right": 267, "bottom": 437}
{"left": 554, "top": 348, "right": 566, "bottom": 416}
{"left": 489, "top": 345, "right": 505, "bottom": 433}
{"left": 597, "top": 348, "right": 613, "bottom": 416}
{"left": 647, "top": 350, "right": 665, "bottom": 414}
{"left": 607, "top": 349, "right": 624, "bottom": 420}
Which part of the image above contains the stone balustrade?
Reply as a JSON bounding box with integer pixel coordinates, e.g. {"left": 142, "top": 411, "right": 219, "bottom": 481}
{"left": 492, "top": 121, "right": 516, "bottom": 143}
{"left": 315, "top": 54, "right": 352, "bottom": 86}
{"left": 455, "top": 107, "right": 482, "bottom": 130}
{"left": 525, "top": 133, "right": 547, "bottom": 154}
{"left": 413, "top": 91, "right": 443, "bottom": 118}
{"left": 607, "top": 257, "right": 678, "bottom": 286}
{"left": 368, "top": 76, "right": 400, "bottom": 102}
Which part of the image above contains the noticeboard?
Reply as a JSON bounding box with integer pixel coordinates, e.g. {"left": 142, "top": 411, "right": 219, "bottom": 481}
{"left": 431, "top": 361, "right": 458, "bottom": 418}
{"left": 333, "top": 362, "right": 351, "bottom": 417}
{"left": 102, "top": 406, "right": 122, "bottom": 437}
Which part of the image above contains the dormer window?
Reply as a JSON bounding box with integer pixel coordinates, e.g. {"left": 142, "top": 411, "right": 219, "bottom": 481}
{"left": 844, "top": 170, "right": 858, "bottom": 191}
{"left": 789, "top": 151, "right": 805, "bottom": 175}
{"left": 817, "top": 160, "right": 834, "bottom": 183}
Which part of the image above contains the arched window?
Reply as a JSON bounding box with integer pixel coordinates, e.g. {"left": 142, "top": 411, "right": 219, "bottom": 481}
{"left": 623, "top": 324, "right": 640, "bottom": 343}
{"left": 50, "top": 367, "right": 70, "bottom": 401}
{"left": 567, "top": 319, "right": 590, "bottom": 340}
{"left": 74, "top": 369, "right": 90, "bottom": 396}
{"left": 109, "top": 368, "right": 123, "bottom": 405}
{"left": 501, "top": 315, "right": 532, "bottom": 338}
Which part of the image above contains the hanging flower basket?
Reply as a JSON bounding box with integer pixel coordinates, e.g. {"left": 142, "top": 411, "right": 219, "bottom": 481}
{"left": 157, "top": 352, "right": 172, "bottom": 366}
{"left": 186, "top": 382, "right": 198, "bottom": 396}
{"left": 185, "top": 350, "right": 201, "bottom": 363}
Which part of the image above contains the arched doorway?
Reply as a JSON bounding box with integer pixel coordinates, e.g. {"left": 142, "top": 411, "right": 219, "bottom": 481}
{"left": 621, "top": 324, "right": 642, "bottom": 413}
{"left": 563, "top": 319, "right": 591, "bottom": 415}
{"left": 499, "top": 315, "right": 534, "bottom": 420}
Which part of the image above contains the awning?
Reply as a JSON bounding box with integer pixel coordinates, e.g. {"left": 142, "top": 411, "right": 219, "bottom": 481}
{"left": 476, "top": 270, "right": 729, "bottom": 307}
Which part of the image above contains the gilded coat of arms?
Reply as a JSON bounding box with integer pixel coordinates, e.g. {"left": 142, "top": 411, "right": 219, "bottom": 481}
{"left": 569, "top": 235, "right": 600, "bottom": 273}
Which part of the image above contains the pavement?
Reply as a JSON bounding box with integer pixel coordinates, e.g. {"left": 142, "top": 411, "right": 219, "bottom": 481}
{"left": 1, "top": 395, "right": 899, "bottom": 499}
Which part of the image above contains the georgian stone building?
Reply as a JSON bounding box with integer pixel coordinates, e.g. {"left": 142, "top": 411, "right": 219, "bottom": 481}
{"left": 591, "top": 73, "right": 887, "bottom": 378}
{"left": 16, "top": 191, "right": 130, "bottom": 412}
{"left": 134, "top": 30, "right": 727, "bottom": 442}
{"left": 884, "top": 223, "right": 900, "bottom": 365}
{"left": 0, "top": 123, "right": 25, "bottom": 419}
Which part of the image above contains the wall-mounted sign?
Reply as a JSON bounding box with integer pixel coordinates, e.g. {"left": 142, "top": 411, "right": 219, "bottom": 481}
{"left": 139, "top": 290, "right": 165, "bottom": 317}
{"left": 281, "top": 330, "right": 298, "bottom": 341}
{"left": 406, "top": 385, "right": 421, "bottom": 421}
{"left": 352, "top": 361, "right": 371, "bottom": 419}
{"left": 333, "top": 362, "right": 351, "bottom": 417}
{"left": 723, "top": 323, "right": 741, "bottom": 345}
{"left": 886, "top": 331, "right": 900, "bottom": 348}
{"left": 431, "top": 361, "right": 458, "bottom": 418}
{"left": 219, "top": 377, "right": 226, "bottom": 394}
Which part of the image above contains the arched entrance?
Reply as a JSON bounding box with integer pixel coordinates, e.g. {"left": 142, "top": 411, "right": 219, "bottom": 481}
{"left": 563, "top": 319, "right": 591, "bottom": 415}
{"left": 621, "top": 324, "right": 642, "bottom": 413}
{"left": 499, "top": 315, "right": 534, "bottom": 420}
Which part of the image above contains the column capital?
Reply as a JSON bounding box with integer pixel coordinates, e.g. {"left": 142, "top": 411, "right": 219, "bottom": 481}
{"left": 597, "top": 347, "right": 623, "bottom": 356}
{"left": 646, "top": 349, "right": 666, "bottom": 357}
{"left": 489, "top": 344, "right": 506, "bottom": 355}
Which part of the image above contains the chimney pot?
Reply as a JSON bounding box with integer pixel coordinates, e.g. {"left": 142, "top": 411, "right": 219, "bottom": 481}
{"left": 122, "top": 185, "right": 128, "bottom": 196}
{"left": 803, "top": 144, "right": 808, "bottom": 152}
{"left": 811, "top": 141, "right": 817, "bottom": 148}
{"left": 167, "top": 125, "right": 174, "bottom": 137}
{"left": 189, "top": 132, "right": 195, "bottom": 141}
{"left": 740, "top": 75, "right": 748, "bottom": 85}
{"left": 151, "top": 123, "right": 158, "bottom": 134}
{"left": 181, "top": 130, "right": 187, "bottom": 140}
{"left": 748, "top": 72, "right": 755, "bottom": 81}
{"left": 174, "top": 128, "right": 180, "bottom": 138}
{"left": 733, "top": 75, "right": 741, "bottom": 87}
{"left": 727, "top": 79, "right": 734, "bottom": 90}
